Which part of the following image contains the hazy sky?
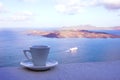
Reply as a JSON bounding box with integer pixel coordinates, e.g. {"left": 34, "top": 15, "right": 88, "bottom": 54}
{"left": 0, "top": 0, "right": 120, "bottom": 28}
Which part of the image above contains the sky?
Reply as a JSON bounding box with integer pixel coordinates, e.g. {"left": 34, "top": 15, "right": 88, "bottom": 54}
{"left": 0, "top": 0, "right": 120, "bottom": 29}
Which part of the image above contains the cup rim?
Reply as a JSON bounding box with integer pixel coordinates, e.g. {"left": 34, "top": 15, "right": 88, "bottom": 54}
{"left": 30, "top": 45, "right": 50, "bottom": 49}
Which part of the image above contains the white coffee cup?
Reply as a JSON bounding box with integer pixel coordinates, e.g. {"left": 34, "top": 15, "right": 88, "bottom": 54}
{"left": 23, "top": 45, "right": 50, "bottom": 66}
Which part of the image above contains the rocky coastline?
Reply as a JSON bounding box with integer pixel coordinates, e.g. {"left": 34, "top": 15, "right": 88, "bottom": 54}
{"left": 26, "top": 29, "right": 120, "bottom": 38}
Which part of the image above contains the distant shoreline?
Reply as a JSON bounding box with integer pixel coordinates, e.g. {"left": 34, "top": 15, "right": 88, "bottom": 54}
{"left": 26, "top": 29, "right": 120, "bottom": 38}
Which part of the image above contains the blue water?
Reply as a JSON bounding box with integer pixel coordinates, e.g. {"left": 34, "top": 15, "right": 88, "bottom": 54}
{"left": 0, "top": 29, "right": 120, "bottom": 67}
{"left": 90, "top": 30, "right": 120, "bottom": 35}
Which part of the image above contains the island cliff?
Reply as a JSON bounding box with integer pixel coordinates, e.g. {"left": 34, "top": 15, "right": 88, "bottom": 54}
{"left": 26, "top": 30, "right": 120, "bottom": 38}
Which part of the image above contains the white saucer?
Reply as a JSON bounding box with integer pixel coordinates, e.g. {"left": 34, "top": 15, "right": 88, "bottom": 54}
{"left": 20, "top": 60, "right": 58, "bottom": 71}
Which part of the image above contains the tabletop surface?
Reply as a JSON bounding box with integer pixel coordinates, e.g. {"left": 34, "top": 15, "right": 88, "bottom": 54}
{"left": 0, "top": 60, "right": 120, "bottom": 80}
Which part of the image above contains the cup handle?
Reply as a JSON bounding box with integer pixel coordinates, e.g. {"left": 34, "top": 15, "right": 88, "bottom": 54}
{"left": 23, "top": 50, "right": 31, "bottom": 60}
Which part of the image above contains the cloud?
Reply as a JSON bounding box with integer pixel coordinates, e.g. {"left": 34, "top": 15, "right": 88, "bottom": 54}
{"left": 20, "top": 0, "right": 38, "bottom": 3}
{"left": 55, "top": 3, "right": 84, "bottom": 15}
{"left": 55, "top": 0, "right": 120, "bottom": 15}
{"left": 0, "top": 2, "right": 4, "bottom": 12}
{"left": 55, "top": 0, "right": 100, "bottom": 14}
{"left": 0, "top": 2, "right": 8, "bottom": 13}
{"left": 0, "top": 11, "right": 34, "bottom": 22}
{"left": 0, "top": 2, "right": 3, "bottom": 8}
{"left": 0, "top": 11, "right": 35, "bottom": 28}
{"left": 11, "top": 11, "right": 34, "bottom": 21}
{"left": 101, "top": 0, "right": 120, "bottom": 10}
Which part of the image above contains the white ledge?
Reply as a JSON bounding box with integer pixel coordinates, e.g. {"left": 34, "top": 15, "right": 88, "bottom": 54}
{"left": 0, "top": 60, "right": 120, "bottom": 80}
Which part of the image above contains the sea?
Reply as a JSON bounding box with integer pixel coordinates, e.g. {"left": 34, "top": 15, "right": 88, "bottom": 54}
{"left": 0, "top": 28, "right": 120, "bottom": 67}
